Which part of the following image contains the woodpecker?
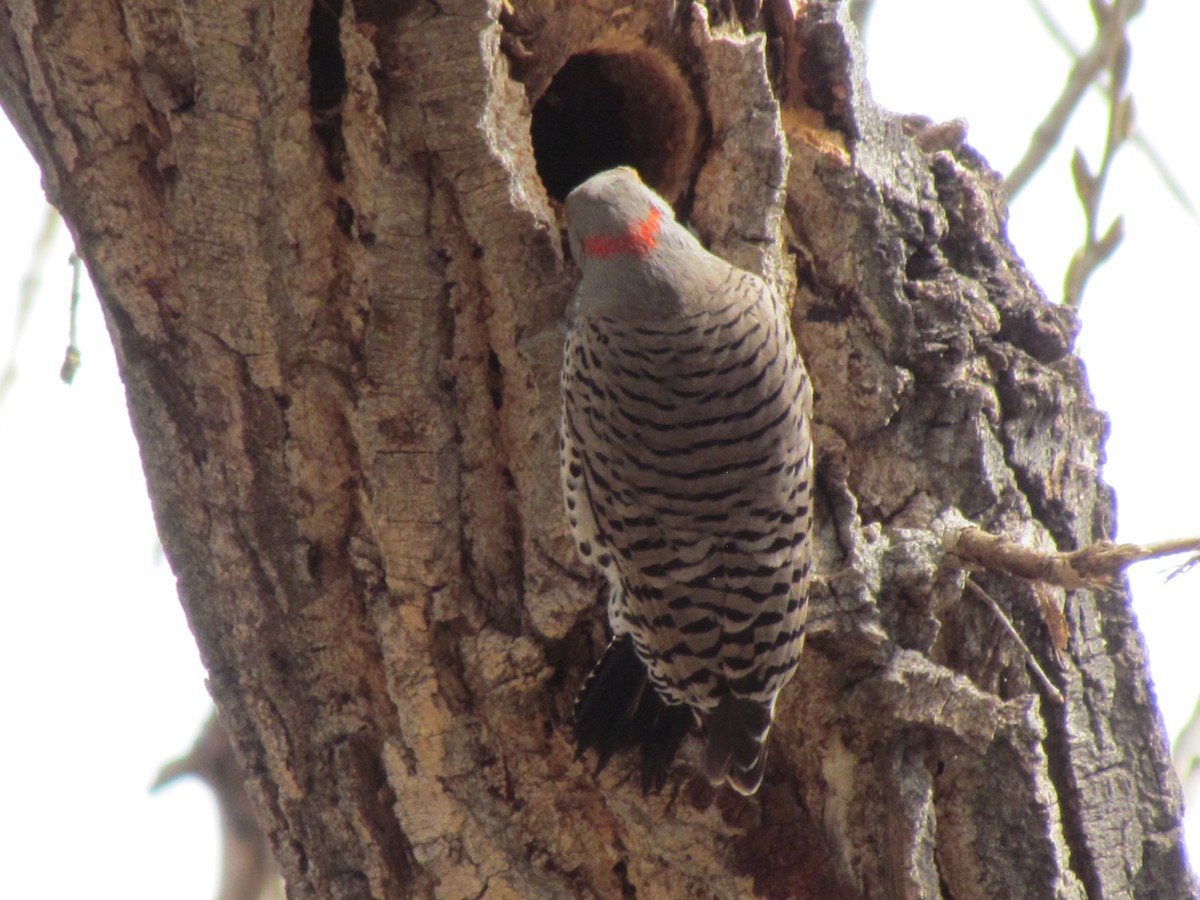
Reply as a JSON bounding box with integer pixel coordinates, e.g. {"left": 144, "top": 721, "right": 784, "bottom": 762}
{"left": 560, "top": 167, "right": 813, "bottom": 794}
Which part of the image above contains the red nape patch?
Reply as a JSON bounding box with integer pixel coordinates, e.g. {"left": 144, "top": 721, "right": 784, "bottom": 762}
{"left": 581, "top": 207, "right": 663, "bottom": 260}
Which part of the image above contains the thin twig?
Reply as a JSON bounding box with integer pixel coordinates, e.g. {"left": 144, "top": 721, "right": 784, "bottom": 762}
{"left": 1004, "top": 30, "right": 1110, "bottom": 199}
{"left": 965, "top": 579, "right": 1064, "bottom": 705}
{"left": 1025, "top": 0, "right": 1077, "bottom": 57}
{"left": 1006, "top": 0, "right": 1140, "bottom": 198}
{"left": 60, "top": 253, "right": 83, "bottom": 384}
{"left": 1063, "top": 0, "right": 1139, "bottom": 309}
{"left": 0, "top": 206, "right": 61, "bottom": 406}
{"left": 1167, "top": 553, "right": 1200, "bottom": 583}
{"left": 1130, "top": 133, "right": 1198, "bottom": 222}
{"left": 1023, "top": 0, "right": 1195, "bottom": 221}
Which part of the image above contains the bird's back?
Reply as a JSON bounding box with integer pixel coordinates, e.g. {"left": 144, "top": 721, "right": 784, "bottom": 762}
{"left": 562, "top": 260, "right": 812, "bottom": 793}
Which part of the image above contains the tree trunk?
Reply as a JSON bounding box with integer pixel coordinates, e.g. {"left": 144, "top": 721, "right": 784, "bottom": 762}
{"left": 1, "top": 0, "right": 1192, "bottom": 897}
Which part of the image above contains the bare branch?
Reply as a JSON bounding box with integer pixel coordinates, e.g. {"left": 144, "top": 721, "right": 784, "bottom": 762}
{"left": 1025, "top": 0, "right": 1078, "bottom": 57}
{"left": 1131, "top": 133, "right": 1199, "bottom": 222}
{"left": 950, "top": 526, "right": 1200, "bottom": 589}
{"left": 1004, "top": 31, "right": 1110, "bottom": 199}
{"left": 965, "top": 579, "right": 1064, "bottom": 705}
{"left": 154, "top": 713, "right": 280, "bottom": 900}
{"left": 59, "top": 253, "right": 83, "bottom": 385}
{"left": 1061, "top": 0, "right": 1139, "bottom": 309}
{"left": 1167, "top": 553, "right": 1200, "bottom": 582}
{"left": 1023, "top": 0, "right": 1195, "bottom": 220}
{"left": 0, "top": 207, "right": 61, "bottom": 407}
{"left": 1072, "top": 537, "right": 1200, "bottom": 581}
{"left": 1006, "top": 0, "right": 1140, "bottom": 199}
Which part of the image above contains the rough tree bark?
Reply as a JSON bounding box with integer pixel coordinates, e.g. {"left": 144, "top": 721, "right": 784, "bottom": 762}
{"left": 1, "top": 0, "right": 1193, "bottom": 897}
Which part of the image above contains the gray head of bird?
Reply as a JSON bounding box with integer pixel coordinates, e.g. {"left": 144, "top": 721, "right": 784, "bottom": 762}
{"left": 564, "top": 167, "right": 724, "bottom": 317}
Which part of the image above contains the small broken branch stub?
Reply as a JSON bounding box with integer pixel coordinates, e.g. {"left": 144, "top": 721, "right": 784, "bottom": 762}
{"left": 950, "top": 526, "right": 1200, "bottom": 590}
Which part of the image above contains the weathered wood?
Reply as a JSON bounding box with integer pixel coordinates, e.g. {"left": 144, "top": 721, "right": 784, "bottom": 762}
{"left": 1, "top": 0, "right": 1191, "bottom": 896}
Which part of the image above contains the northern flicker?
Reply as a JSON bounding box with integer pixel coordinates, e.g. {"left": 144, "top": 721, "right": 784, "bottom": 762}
{"left": 560, "top": 167, "right": 813, "bottom": 795}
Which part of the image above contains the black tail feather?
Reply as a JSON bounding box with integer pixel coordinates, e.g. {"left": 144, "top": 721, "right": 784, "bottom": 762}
{"left": 624, "top": 671, "right": 692, "bottom": 793}
{"left": 704, "top": 695, "right": 773, "bottom": 795}
{"left": 573, "top": 635, "right": 648, "bottom": 769}
{"left": 574, "top": 635, "right": 693, "bottom": 793}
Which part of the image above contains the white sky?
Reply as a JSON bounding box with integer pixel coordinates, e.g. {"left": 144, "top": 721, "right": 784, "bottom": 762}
{"left": 0, "top": 147, "right": 218, "bottom": 888}
{"left": 1, "top": 3, "right": 1197, "bottom": 894}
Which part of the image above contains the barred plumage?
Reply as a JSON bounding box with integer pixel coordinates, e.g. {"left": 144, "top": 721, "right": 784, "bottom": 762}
{"left": 561, "top": 167, "right": 813, "bottom": 795}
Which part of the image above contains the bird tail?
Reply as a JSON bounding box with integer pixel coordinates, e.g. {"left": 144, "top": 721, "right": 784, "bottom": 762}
{"left": 574, "top": 635, "right": 693, "bottom": 793}
{"left": 704, "top": 695, "right": 774, "bottom": 795}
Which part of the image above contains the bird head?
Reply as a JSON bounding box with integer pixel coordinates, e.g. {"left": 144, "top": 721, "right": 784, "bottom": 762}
{"left": 564, "top": 167, "right": 678, "bottom": 272}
